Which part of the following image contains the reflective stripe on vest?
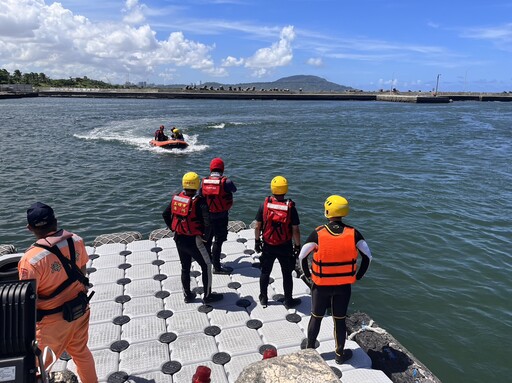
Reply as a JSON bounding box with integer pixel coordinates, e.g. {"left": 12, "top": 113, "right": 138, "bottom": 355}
{"left": 202, "top": 176, "right": 233, "bottom": 213}
{"left": 311, "top": 225, "right": 358, "bottom": 286}
{"left": 262, "top": 196, "right": 293, "bottom": 245}
{"left": 170, "top": 192, "right": 203, "bottom": 236}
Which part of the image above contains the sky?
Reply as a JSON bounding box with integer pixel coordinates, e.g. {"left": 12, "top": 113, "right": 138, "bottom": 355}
{"left": 1, "top": 0, "right": 512, "bottom": 92}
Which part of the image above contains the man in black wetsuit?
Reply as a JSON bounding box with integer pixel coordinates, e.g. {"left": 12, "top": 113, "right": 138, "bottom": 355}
{"left": 299, "top": 195, "right": 372, "bottom": 365}
{"left": 254, "top": 175, "right": 302, "bottom": 309}
{"left": 155, "top": 125, "right": 168, "bottom": 141}
{"left": 200, "top": 157, "right": 237, "bottom": 274}
{"left": 162, "top": 172, "right": 223, "bottom": 304}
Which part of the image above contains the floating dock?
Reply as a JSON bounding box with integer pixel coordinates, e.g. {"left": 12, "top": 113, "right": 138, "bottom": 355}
{"left": 0, "top": 226, "right": 441, "bottom": 382}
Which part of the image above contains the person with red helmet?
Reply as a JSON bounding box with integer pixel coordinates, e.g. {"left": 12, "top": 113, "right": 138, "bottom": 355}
{"left": 254, "top": 176, "right": 302, "bottom": 309}
{"left": 154, "top": 125, "right": 168, "bottom": 141}
{"left": 200, "top": 157, "right": 237, "bottom": 274}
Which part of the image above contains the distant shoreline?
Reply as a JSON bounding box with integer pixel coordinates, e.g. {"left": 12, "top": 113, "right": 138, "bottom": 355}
{"left": 2, "top": 89, "right": 512, "bottom": 103}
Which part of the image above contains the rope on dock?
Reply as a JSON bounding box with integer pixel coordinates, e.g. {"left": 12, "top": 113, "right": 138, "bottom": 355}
{"left": 92, "top": 231, "right": 142, "bottom": 247}
{"left": 227, "top": 220, "right": 247, "bottom": 232}
{"left": 347, "top": 319, "right": 388, "bottom": 340}
{"left": 149, "top": 228, "right": 173, "bottom": 241}
{"left": 0, "top": 244, "right": 17, "bottom": 256}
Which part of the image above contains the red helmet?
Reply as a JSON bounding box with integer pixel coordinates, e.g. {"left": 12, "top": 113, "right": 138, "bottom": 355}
{"left": 210, "top": 157, "right": 225, "bottom": 172}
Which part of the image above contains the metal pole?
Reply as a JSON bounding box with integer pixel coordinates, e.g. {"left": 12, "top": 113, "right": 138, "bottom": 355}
{"left": 435, "top": 74, "right": 441, "bottom": 95}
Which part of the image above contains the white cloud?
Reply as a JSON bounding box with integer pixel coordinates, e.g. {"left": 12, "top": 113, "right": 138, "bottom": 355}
{"left": 222, "top": 56, "right": 245, "bottom": 67}
{"left": 307, "top": 57, "right": 323, "bottom": 67}
{"left": 378, "top": 78, "right": 398, "bottom": 86}
{"left": 0, "top": 0, "right": 41, "bottom": 38}
{"left": 461, "top": 23, "right": 512, "bottom": 51}
{"left": 0, "top": 0, "right": 226, "bottom": 82}
{"left": 244, "top": 25, "right": 295, "bottom": 77}
{"left": 122, "top": 0, "right": 146, "bottom": 25}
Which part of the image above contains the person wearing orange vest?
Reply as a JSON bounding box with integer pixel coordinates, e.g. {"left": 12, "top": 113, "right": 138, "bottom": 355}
{"left": 200, "top": 157, "right": 237, "bottom": 274}
{"left": 254, "top": 176, "right": 302, "bottom": 309}
{"left": 18, "top": 202, "right": 98, "bottom": 383}
{"left": 162, "top": 172, "right": 223, "bottom": 304}
{"left": 299, "top": 195, "right": 372, "bottom": 365}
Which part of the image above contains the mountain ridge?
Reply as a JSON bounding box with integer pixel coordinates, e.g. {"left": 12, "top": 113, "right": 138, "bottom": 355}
{"left": 176, "top": 75, "right": 354, "bottom": 92}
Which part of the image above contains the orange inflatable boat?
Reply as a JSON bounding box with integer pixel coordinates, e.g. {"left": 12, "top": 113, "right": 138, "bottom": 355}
{"left": 149, "top": 139, "right": 189, "bottom": 150}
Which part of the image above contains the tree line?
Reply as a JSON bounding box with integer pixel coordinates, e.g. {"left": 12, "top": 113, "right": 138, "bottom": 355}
{"left": 0, "top": 68, "right": 120, "bottom": 88}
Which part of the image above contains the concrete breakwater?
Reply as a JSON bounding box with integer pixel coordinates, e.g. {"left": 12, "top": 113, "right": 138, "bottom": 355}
{"left": 0, "top": 91, "right": 38, "bottom": 99}
{"left": 2, "top": 88, "right": 512, "bottom": 102}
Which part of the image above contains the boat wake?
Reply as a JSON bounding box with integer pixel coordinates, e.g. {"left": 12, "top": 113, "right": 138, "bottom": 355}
{"left": 207, "top": 123, "right": 226, "bottom": 129}
{"left": 74, "top": 120, "right": 208, "bottom": 154}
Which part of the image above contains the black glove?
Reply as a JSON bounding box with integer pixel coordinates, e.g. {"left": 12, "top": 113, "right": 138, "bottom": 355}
{"left": 293, "top": 244, "right": 301, "bottom": 258}
{"left": 300, "top": 274, "right": 313, "bottom": 288}
{"left": 255, "top": 239, "right": 263, "bottom": 253}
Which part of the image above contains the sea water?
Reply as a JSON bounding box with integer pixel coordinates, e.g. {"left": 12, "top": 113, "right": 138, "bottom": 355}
{"left": 0, "top": 97, "right": 510, "bottom": 383}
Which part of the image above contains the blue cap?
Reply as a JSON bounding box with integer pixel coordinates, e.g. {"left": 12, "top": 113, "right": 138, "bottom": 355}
{"left": 26, "top": 202, "right": 56, "bottom": 228}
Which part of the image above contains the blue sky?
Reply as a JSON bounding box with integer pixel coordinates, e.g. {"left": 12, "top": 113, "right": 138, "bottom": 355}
{"left": 1, "top": 0, "right": 511, "bottom": 91}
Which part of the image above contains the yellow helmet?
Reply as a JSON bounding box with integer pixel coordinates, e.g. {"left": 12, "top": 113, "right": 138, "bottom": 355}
{"left": 174, "top": 128, "right": 181, "bottom": 134}
{"left": 270, "top": 176, "right": 288, "bottom": 195}
{"left": 324, "top": 195, "right": 349, "bottom": 218}
{"left": 182, "top": 172, "right": 200, "bottom": 190}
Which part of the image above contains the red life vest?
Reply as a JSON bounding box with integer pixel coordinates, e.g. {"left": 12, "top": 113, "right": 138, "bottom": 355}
{"left": 262, "top": 196, "right": 294, "bottom": 245}
{"left": 201, "top": 176, "right": 233, "bottom": 213}
{"left": 311, "top": 225, "right": 358, "bottom": 286}
{"left": 170, "top": 192, "right": 202, "bottom": 236}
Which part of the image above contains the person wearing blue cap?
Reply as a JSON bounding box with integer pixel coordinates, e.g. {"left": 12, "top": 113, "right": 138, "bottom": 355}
{"left": 18, "top": 202, "right": 98, "bottom": 383}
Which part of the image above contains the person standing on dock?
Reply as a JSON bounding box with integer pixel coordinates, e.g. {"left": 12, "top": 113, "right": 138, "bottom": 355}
{"left": 200, "top": 157, "right": 237, "bottom": 274}
{"left": 299, "top": 195, "right": 372, "bottom": 365}
{"left": 254, "top": 176, "right": 302, "bottom": 309}
{"left": 18, "top": 202, "right": 98, "bottom": 383}
{"left": 154, "top": 125, "right": 168, "bottom": 141}
{"left": 162, "top": 172, "right": 223, "bottom": 304}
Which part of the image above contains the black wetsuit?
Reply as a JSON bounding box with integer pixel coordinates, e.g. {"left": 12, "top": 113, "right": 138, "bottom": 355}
{"left": 155, "top": 130, "right": 168, "bottom": 141}
{"left": 300, "top": 220, "right": 371, "bottom": 358}
{"left": 162, "top": 195, "right": 213, "bottom": 298}
{"left": 255, "top": 201, "right": 300, "bottom": 301}
{"left": 199, "top": 173, "right": 237, "bottom": 271}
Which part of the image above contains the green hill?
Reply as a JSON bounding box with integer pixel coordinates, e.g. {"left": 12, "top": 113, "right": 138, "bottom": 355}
{"left": 197, "top": 75, "right": 354, "bottom": 92}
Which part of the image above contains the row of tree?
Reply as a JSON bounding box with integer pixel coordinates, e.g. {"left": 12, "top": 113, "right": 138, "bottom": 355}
{"left": 0, "top": 68, "right": 120, "bottom": 88}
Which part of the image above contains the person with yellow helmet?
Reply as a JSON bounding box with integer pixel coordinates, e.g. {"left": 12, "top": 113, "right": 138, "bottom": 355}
{"left": 171, "top": 127, "right": 184, "bottom": 140}
{"left": 162, "top": 172, "right": 223, "bottom": 304}
{"left": 298, "top": 195, "right": 372, "bottom": 365}
{"left": 254, "top": 176, "right": 302, "bottom": 309}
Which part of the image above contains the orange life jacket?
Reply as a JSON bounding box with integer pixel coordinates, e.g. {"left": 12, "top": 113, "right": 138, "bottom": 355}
{"left": 170, "top": 192, "right": 202, "bottom": 236}
{"left": 202, "top": 176, "right": 233, "bottom": 213}
{"left": 311, "top": 225, "right": 358, "bottom": 286}
{"left": 262, "top": 196, "right": 294, "bottom": 245}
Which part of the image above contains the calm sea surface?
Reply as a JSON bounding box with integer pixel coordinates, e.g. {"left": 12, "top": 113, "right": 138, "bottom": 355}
{"left": 0, "top": 97, "right": 510, "bottom": 382}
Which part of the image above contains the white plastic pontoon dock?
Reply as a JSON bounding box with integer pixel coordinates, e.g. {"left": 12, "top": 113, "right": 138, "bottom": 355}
{"left": 49, "top": 228, "right": 393, "bottom": 383}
